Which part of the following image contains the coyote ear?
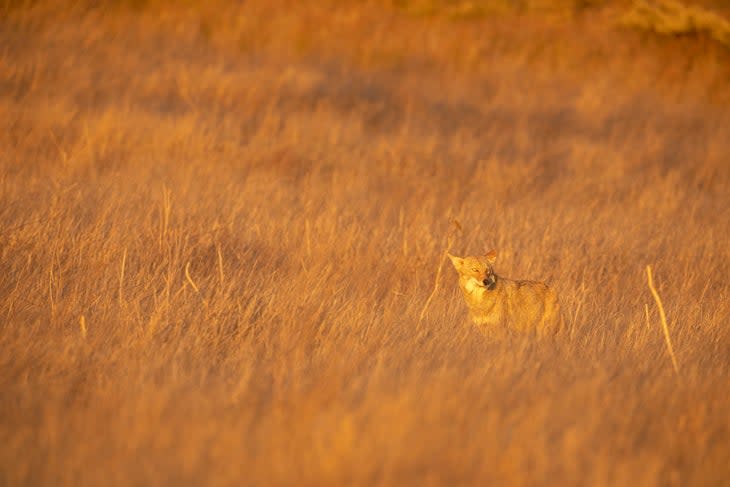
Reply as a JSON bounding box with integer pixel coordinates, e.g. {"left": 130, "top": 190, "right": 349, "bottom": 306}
{"left": 485, "top": 250, "right": 497, "bottom": 264}
{"left": 447, "top": 253, "right": 463, "bottom": 270}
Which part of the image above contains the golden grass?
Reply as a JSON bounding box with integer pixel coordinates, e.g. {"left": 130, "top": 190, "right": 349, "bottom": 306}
{"left": 646, "top": 265, "right": 680, "bottom": 375}
{"left": 623, "top": 0, "right": 730, "bottom": 47}
{"left": 1, "top": 1, "right": 729, "bottom": 486}
{"left": 418, "top": 221, "right": 459, "bottom": 325}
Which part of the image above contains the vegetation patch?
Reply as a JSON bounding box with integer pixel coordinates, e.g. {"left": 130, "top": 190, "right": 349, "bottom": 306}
{"left": 622, "top": 0, "right": 730, "bottom": 47}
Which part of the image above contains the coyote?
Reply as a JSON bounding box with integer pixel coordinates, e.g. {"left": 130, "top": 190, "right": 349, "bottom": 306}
{"left": 448, "top": 250, "right": 562, "bottom": 336}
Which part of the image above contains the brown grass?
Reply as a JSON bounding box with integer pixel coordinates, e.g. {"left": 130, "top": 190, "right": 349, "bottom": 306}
{"left": 623, "top": 0, "right": 730, "bottom": 48}
{"left": 1, "top": 1, "right": 729, "bottom": 486}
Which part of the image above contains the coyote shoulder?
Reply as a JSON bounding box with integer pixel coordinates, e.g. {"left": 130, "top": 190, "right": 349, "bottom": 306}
{"left": 448, "top": 250, "right": 561, "bottom": 335}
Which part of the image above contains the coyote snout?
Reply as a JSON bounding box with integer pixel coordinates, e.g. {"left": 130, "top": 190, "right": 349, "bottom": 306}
{"left": 448, "top": 250, "right": 562, "bottom": 336}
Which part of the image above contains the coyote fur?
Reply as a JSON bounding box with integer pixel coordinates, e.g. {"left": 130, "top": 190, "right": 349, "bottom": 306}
{"left": 448, "top": 250, "right": 562, "bottom": 335}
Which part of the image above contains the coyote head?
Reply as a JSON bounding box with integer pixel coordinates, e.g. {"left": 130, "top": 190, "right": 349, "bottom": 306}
{"left": 448, "top": 250, "right": 498, "bottom": 292}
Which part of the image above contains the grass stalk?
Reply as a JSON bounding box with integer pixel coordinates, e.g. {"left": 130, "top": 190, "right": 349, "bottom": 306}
{"left": 159, "top": 185, "right": 171, "bottom": 249}
{"left": 646, "top": 265, "right": 680, "bottom": 375}
{"left": 418, "top": 221, "right": 460, "bottom": 325}
{"left": 185, "top": 261, "right": 208, "bottom": 309}
{"left": 79, "top": 315, "right": 87, "bottom": 340}
{"left": 216, "top": 243, "right": 225, "bottom": 287}
{"left": 119, "top": 248, "right": 127, "bottom": 306}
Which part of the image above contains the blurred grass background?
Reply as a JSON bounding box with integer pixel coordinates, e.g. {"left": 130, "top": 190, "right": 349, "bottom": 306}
{"left": 1, "top": 1, "right": 729, "bottom": 486}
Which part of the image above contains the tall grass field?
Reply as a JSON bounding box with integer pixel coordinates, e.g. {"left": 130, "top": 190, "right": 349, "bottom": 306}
{"left": 1, "top": 1, "right": 729, "bottom": 485}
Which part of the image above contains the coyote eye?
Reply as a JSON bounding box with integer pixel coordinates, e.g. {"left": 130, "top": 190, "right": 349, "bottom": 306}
{"left": 471, "top": 268, "right": 479, "bottom": 272}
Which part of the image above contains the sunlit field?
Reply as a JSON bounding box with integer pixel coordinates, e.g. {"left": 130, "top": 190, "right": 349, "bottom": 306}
{"left": 1, "top": 1, "right": 729, "bottom": 485}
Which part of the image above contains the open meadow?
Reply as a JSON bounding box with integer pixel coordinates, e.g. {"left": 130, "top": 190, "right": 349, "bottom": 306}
{"left": 1, "top": 1, "right": 729, "bottom": 485}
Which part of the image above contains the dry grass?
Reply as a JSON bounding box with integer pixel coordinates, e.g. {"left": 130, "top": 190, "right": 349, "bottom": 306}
{"left": 1, "top": 1, "right": 730, "bottom": 486}
{"left": 623, "top": 0, "right": 730, "bottom": 48}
